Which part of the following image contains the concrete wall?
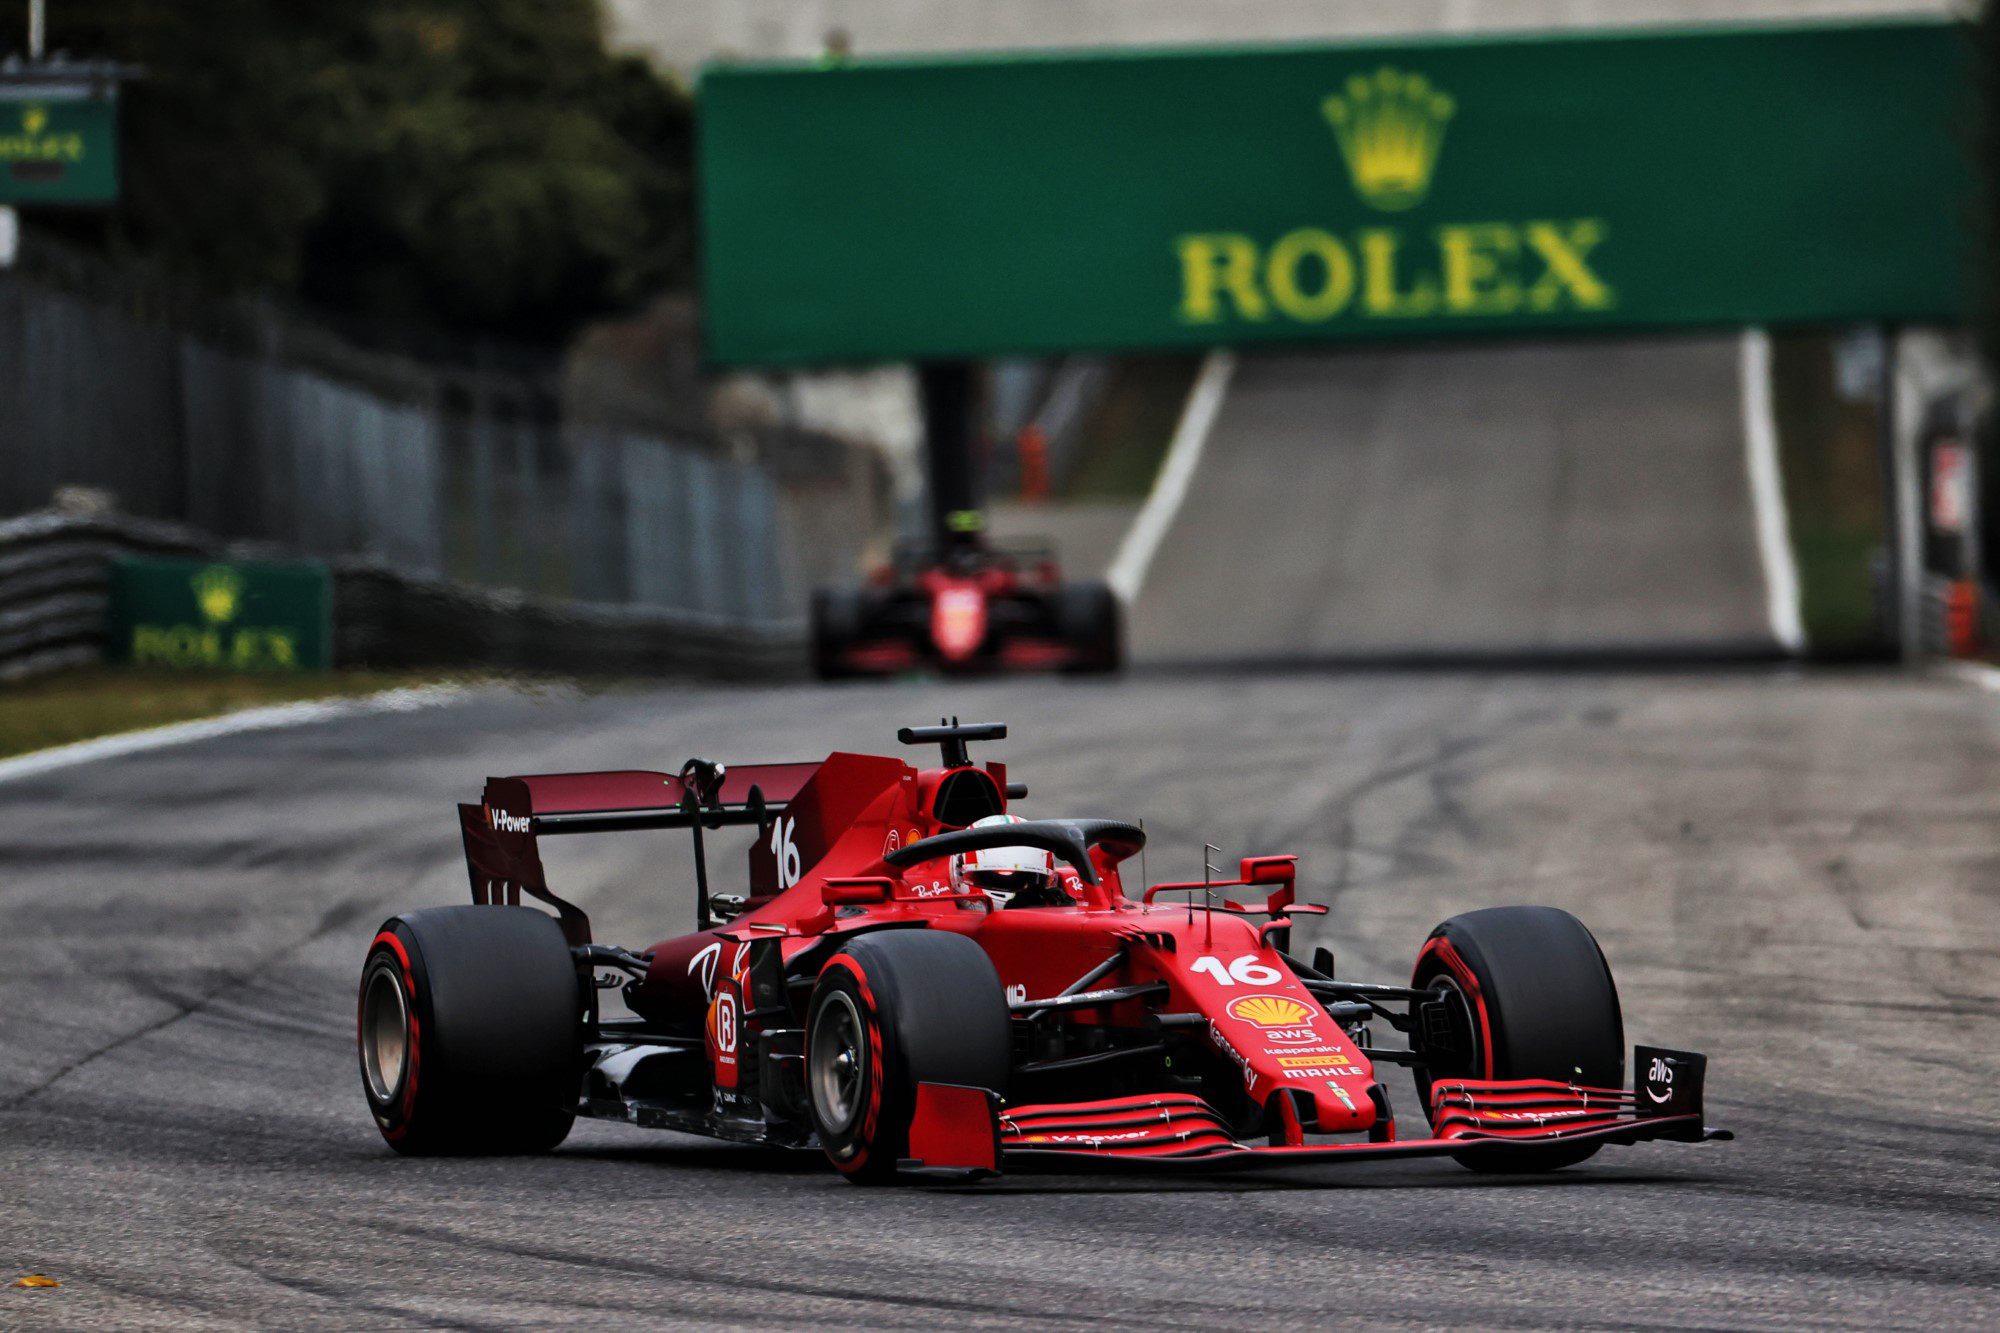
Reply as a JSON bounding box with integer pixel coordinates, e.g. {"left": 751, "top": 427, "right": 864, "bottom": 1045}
{"left": 608, "top": 0, "right": 1962, "bottom": 76}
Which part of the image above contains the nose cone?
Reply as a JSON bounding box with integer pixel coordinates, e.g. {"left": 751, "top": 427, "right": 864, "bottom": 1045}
{"left": 1305, "top": 1082, "right": 1379, "bottom": 1136}
{"left": 932, "top": 584, "right": 987, "bottom": 661}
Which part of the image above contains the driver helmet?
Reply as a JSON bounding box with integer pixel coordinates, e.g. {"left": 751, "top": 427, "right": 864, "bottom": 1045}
{"left": 950, "top": 814, "right": 1063, "bottom": 908}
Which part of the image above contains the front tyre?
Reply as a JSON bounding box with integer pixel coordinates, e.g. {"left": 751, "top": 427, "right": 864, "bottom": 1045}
{"left": 1056, "top": 581, "right": 1122, "bottom": 674}
{"left": 805, "top": 931, "right": 1010, "bottom": 1184}
{"left": 810, "top": 588, "right": 860, "bottom": 679}
{"left": 359, "top": 906, "right": 584, "bottom": 1156}
{"left": 1411, "top": 905, "right": 1623, "bottom": 1172}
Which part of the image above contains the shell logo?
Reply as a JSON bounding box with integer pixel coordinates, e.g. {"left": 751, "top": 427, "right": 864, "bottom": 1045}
{"left": 1226, "top": 994, "right": 1313, "bottom": 1028}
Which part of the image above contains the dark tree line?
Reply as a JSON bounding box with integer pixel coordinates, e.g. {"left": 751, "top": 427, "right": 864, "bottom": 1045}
{"left": 24, "top": 1, "right": 693, "bottom": 346}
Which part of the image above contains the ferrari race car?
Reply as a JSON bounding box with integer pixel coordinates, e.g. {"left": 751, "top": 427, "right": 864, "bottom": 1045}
{"left": 810, "top": 540, "right": 1121, "bottom": 678}
{"left": 358, "top": 722, "right": 1729, "bottom": 1181}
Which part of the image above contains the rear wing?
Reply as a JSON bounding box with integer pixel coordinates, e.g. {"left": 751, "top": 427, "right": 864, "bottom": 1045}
{"left": 458, "top": 761, "right": 820, "bottom": 945}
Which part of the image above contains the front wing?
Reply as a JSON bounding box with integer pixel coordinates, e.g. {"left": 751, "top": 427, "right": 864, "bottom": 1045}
{"left": 904, "top": 1046, "right": 1729, "bottom": 1176}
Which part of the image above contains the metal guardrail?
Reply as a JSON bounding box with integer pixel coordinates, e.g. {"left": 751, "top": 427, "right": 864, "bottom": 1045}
{"left": 0, "top": 510, "right": 806, "bottom": 682}
{"left": 0, "top": 510, "right": 214, "bottom": 680}
{"left": 335, "top": 563, "right": 802, "bottom": 679}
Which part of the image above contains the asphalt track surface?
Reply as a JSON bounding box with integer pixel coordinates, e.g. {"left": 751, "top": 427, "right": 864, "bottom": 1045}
{"left": 5, "top": 668, "right": 2000, "bottom": 1328}
{"left": 1131, "top": 339, "right": 1776, "bottom": 664}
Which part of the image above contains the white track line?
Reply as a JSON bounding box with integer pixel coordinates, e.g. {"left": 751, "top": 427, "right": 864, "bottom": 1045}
{"left": 0, "top": 685, "right": 467, "bottom": 785}
{"left": 1106, "top": 350, "right": 1236, "bottom": 606}
{"left": 1939, "top": 660, "right": 2000, "bottom": 694}
{"left": 1740, "top": 328, "right": 1804, "bottom": 654}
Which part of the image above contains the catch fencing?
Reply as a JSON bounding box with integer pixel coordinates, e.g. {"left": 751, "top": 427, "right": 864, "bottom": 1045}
{"left": 0, "top": 238, "right": 889, "bottom": 652}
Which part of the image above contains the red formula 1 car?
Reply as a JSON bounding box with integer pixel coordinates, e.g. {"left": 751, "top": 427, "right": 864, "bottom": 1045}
{"left": 357, "top": 722, "right": 1729, "bottom": 1181}
{"left": 810, "top": 540, "right": 1121, "bottom": 678}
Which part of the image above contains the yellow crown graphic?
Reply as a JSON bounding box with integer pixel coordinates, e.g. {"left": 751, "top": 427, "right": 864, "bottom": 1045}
{"left": 22, "top": 105, "right": 48, "bottom": 137}
{"left": 1320, "top": 67, "right": 1455, "bottom": 212}
{"left": 192, "top": 565, "right": 244, "bottom": 624}
{"left": 1227, "top": 994, "right": 1313, "bottom": 1027}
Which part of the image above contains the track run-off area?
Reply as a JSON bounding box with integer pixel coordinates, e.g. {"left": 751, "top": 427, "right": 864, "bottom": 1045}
{"left": 4, "top": 667, "right": 1999, "bottom": 1328}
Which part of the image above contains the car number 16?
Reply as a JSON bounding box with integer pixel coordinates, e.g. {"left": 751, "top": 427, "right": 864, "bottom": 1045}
{"left": 1189, "top": 953, "right": 1284, "bottom": 986}
{"left": 769, "top": 817, "right": 802, "bottom": 888}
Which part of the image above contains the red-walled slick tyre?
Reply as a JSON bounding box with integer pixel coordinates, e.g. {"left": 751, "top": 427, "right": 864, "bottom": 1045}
{"left": 1411, "top": 905, "right": 1624, "bottom": 1172}
{"left": 805, "top": 930, "right": 1009, "bottom": 1184}
{"left": 358, "top": 906, "right": 584, "bottom": 1156}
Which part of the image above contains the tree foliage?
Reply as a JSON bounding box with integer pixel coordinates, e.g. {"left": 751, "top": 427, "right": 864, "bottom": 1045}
{"left": 40, "top": 1, "right": 693, "bottom": 345}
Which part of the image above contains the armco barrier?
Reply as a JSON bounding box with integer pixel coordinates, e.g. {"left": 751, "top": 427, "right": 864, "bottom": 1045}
{"left": 0, "top": 511, "right": 805, "bottom": 682}
{"left": 0, "top": 510, "right": 215, "bottom": 680}
{"left": 334, "top": 563, "right": 802, "bottom": 680}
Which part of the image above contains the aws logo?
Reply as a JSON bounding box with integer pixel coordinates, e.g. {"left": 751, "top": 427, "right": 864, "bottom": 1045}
{"left": 1171, "top": 67, "right": 1616, "bottom": 330}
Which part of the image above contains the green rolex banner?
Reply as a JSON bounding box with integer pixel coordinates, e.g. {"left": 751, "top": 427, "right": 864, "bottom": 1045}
{"left": 0, "top": 88, "right": 119, "bottom": 205}
{"left": 107, "top": 558, "right": 334, "bottom": 671}
{"left": 698, "top": 19, "right": 1974, "bottom": 366}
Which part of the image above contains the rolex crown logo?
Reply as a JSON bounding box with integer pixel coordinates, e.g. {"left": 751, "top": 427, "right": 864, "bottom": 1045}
{"left": 22, "top": 105, "right": 48, "bottom": 137}
{"left": 1320, "top": 67, "right": 1455, "bottom": 212}
{"left": 192, "top": 565, "right": 244, "bottom": 624}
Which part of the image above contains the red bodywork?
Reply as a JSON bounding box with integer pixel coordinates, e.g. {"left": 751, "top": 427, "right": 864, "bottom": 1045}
{"left": 818, "top": 544, "right": 1113, "bottom": 676}
{"left": 459, "top": 737, "right": 1722, "bottom": 1176}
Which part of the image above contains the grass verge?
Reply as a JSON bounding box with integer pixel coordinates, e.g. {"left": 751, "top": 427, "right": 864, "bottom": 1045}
{"left": 0, "top": 668, "right": 441, "bottom": 761}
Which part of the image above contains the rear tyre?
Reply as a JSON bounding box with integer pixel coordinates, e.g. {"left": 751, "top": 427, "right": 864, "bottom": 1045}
{"left": 358, "top": 906, "right": 583, "bottom": 1156}
{"left": 1056, "top": 581, "right": 1122, "bottom": 674}
{"left": 1410, "top": 906, "right": 1623, "bottom": 1172}
{"left": 806, "top": 930, "right": 1010, "bottom": 1184}
{"left": 810, "top": 588, "right": 860, "bottom": 679}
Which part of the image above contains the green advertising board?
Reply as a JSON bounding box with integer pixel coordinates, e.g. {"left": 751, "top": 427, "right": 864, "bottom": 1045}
{"left": 0, "top": 87, "right": 119, "bottom": 205}
{"left": 698, "top": 20, "right": 1974, "bottom": 366}
{"left": 106, "top": 558, "right": 334, "bottom": 671}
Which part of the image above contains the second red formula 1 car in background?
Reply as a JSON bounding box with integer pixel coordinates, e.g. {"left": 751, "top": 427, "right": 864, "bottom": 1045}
{"left": 811, "top": 536, "right": 1121, "bottom": 678}
{"left": 358, "top": 721, "right": 1729, "bottom": 1182}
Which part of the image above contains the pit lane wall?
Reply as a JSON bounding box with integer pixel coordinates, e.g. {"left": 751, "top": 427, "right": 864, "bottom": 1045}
{"left": 700, "top": 19, "right": 1971, "bottom": 365}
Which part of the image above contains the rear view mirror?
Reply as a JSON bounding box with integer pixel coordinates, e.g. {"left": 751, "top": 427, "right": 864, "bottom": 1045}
{"left": 822, "top": 877, "right": 893, "bottom": 906}
{"left": 1239, "top": 855, "right": 1297, "bottom": 886}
